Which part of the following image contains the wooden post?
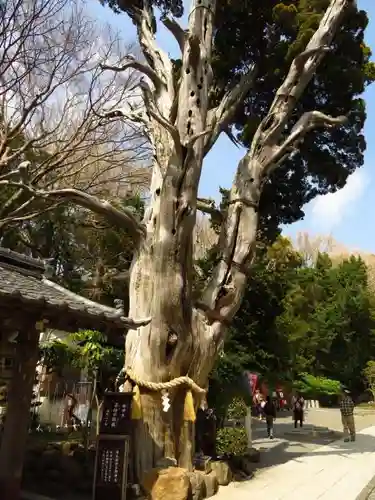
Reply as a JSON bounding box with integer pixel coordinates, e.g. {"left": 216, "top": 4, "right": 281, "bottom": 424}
{"left": 0, "top": 325, "right": 39, "bottom": 500}
{"left": 245, "top": 406, "right": 252, "bottom": 449}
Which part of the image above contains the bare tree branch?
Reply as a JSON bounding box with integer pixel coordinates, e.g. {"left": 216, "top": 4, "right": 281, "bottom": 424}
{"left": 267, "top": 111, "right": 347, "bottom": 172}
{"left": 138, "top": 78, "right": 181, "bottom": 152}
{"left": 250, "top": 3, "right": 350, "bottom": 163}
{"left": 161, "top": 16, "right": 187, "bottom": 53}
{"left": 198, "top": 0, "right": 352, "bottom": 335}
{"left": 0, "top": 0, "right": 150, "bottom": 225}
{"left": 100, "top": 55, "right": 164, "bottom": 90}
{"left": 122, "top": 316, "right": 152, "bottom": 329}
{"left": 0, "top": 201, "right": 64, "bottom": 226}
{"left": 205, "top": 64, "right": 257, "bottom": 154}
{"left": 127, "top": 1, "right": 175, "bottom": 101}
{"left": 0, "top": 176, "right": 146, "bottom": 239}
{"left": 101, "top": 108, "right": 148, "bottom": 126}
{"left": 197, "top": 197, "right": 223, "bottom": 222}
{"left": 0, "top": 161, "right": 31, "bottom": 182}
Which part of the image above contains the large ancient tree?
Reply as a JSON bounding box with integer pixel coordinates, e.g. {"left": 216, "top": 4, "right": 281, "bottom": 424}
{"left": 0, "top": 0, "right": 370, "bottom": 476}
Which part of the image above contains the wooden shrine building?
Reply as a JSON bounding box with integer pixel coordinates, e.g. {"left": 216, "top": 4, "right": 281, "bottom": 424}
{"left": 0, "top": 247, "right": 129, "bottom": 500}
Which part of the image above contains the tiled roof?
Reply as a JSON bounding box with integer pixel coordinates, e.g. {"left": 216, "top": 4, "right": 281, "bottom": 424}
{"left": 0, "top": 247, "right": 126, "bottom": 326}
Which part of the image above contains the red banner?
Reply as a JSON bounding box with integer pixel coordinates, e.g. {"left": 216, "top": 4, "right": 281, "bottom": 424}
{"left": 242, "top": 371, "right": 259, "bottom": 397}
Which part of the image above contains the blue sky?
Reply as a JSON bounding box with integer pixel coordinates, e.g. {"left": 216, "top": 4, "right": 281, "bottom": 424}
{"left": 91, "top": 0, "right": 375, "bottom": 252}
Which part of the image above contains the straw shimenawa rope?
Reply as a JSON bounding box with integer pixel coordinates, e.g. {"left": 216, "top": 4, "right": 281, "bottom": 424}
{"left": 126, "top": 368, "right": 207, "bottom": 394}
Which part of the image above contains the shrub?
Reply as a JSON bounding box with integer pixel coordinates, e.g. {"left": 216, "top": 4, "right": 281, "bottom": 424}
{"left": 293, "top": 374, "right": 341, "bottom": 398}
{"left": 216, "top": 427, "right": 248, "bottom": 456}
{"left": 226, "top": 397, "right": 247, "bottom": 420}
{"left": 363, "top": 361, "right": 375, "bottom": 401}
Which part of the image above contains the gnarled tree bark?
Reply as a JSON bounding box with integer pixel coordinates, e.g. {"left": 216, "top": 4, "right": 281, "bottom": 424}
{"left": 0, "top": 0, "right": 353, "bottom": 480}
{"left": 122, "top": 0, "right": 351, "bottom": 479}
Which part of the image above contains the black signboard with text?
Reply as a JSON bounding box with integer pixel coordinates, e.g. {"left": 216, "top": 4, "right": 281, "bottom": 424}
{"left": 99, "top": 392, "right": 133, "bottom": 435}
{"left": 93, "top": 434, "right": 130, "bottom": 500}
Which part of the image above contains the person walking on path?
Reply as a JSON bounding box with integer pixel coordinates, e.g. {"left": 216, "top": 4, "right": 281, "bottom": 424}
{"left": 253, "top": 389, "right": 263, "bottom": 420}
{"left": 292, "top": 393, "right": 305, "bottom": 428}
{"left": 263, "top": 395, "right": 276, "bottom": 439}
{"left": 339, "top": 389, "right": 356, "bottom": 442}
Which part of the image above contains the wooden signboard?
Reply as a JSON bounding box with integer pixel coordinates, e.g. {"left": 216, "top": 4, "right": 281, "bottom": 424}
{"left": 93, "top": 434, "right": 130, "bottom": 500}
{"left": 99, "top": 391, "right": 133, "bottom": 435}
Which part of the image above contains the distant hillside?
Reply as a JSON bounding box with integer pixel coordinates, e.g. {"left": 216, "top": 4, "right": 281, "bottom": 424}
{"left": 294, "top": 232, "right": 375, "bottom": 292}
{"left": 192, "top": 227, "right": 375, "bottom": 291}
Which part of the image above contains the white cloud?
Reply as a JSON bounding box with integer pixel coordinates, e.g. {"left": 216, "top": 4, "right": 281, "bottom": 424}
{"left": 310, "top": 169, "right": 367, "bottom": 230}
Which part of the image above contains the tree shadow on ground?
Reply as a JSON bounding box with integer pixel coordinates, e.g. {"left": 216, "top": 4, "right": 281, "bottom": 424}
{"left": 249, "top": 419, "right": 375, "bottom": 475}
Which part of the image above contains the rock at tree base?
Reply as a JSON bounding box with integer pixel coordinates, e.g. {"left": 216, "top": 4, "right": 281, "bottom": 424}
{"left": 155, "top": 457, "right": 177, "bottom": 468}
{"left": 188, "top": 471, "right": 206, "bottom": 500}
{"left": 196, "top": 470, "right": 219, "bottom": 498}
{"left": 194, "top": 455, "right": 212, "bottom": 473}
{"left": 141, "top": 466, "right": 190, "bottom": 500}
{"left": 210, "top": 461, "right": 232, "bottom": 486}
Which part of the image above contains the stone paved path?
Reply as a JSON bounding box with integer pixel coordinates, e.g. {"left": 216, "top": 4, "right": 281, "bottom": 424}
{"left": 249, "top": 407, "right": 375, "bottom": 472}
{"left": 357, "top": 473, "right": 375, "bottom": 500}
{"left": 22, "top": 408, "right": 375, "bottom": 500}
{"left": 217, "top": 423, "right": 375, "bottom": 500}
{"left": 360, "top": 483, "right": 375, "bottom": 500}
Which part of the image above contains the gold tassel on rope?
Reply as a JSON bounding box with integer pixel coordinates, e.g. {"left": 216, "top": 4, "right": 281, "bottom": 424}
{"left": 131, "top": 385, "right": 142, "bottom": 420}
{"left": 183, "top": 390, "right": 196, "bottom": 422}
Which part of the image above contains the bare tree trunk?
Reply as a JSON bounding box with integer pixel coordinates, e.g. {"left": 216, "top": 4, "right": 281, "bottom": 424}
{"left": 121, "top": 0, "right": 217, "bottom": 478}
{"left": 0, "top": 0, "right": 352, "bottom": 481}
{"left": 0, "top": 327, "right": 39, "bottom": 500}
{"left": 122, "top": 0, "right": 351, "bottom": 479}
{"left": 125, "top": 230, "right": 197, "bottom": 476}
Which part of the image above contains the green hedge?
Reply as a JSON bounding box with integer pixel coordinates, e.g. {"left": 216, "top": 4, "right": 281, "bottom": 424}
{"left": 293, "top": 374, "right": 341, "bottom": 398}
{"left": 216, "top": 427, "right": 248, "bottom": 456}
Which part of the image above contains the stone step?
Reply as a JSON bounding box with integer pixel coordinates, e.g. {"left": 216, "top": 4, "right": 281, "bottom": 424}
{"left": 283, "top": 425, "right": 335, "bottom": 437}
{"left": 256, "top": 438, "right": 288, "bottom": 453}
{"left": 287, "top": 425, "right": 329, "bottom": 431}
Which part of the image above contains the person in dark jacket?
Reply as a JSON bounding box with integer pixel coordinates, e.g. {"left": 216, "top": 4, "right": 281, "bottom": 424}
{"left": 292, "top": 393, "right": 305, "bottom": 428}
{"left": 263, "top": 396, "right": 277, "bottom": 439}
